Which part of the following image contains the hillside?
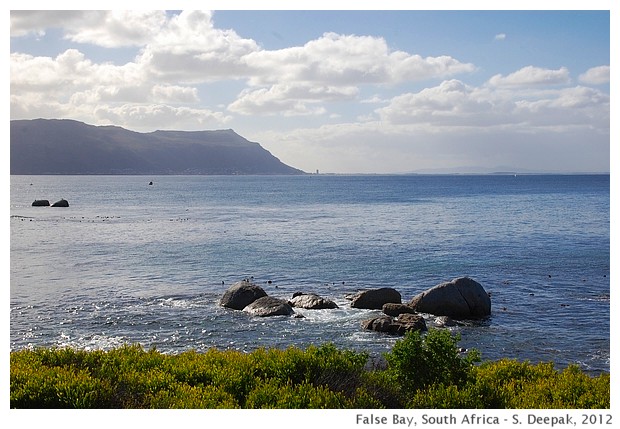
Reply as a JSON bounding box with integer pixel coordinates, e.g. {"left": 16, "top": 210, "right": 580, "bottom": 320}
{"left": 10, "top": 119, "right": 304, "bottom": 175}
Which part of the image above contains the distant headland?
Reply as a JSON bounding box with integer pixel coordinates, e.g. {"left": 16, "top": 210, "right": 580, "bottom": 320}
{"left": 10, "top": 118, "right": 305, "bottom": 175}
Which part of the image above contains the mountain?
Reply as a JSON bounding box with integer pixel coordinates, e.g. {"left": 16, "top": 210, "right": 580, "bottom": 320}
{"left": 10, "top": 119, "right": 305, "bottom": 175}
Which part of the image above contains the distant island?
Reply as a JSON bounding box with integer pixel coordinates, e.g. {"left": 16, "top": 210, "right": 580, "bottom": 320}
{"left": 10, "top": 119, "right": 305, "bottom": 175}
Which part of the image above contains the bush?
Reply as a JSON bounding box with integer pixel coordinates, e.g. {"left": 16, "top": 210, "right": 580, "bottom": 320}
{"left": 10, "top": 336, "right": 609, "bottom": 409}
{"left": 384, "top": 329, "right": 480, "bottom": 394}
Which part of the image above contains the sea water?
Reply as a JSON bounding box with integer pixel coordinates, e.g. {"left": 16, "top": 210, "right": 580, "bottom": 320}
{"left": 9, "top": 174, "right": 610, "bottom": 373}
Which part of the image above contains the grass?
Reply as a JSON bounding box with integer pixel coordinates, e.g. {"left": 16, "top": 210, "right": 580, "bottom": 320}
{"left": 10, "top": 329, "right": 610, "bottom": 409}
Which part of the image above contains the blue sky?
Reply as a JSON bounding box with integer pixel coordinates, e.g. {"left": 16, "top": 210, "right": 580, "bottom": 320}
{"left": 9, "top": 6, "right": 612, "bottom": 173}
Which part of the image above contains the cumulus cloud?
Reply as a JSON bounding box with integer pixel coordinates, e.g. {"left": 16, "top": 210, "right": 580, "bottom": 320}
{"left": 488, "top": 66, "right": 571, "bottom": 87}
{"left": 244, "top": 32, "right": 475, "bottom": 86}
{"left": 11, "top": 10, "right": 99, "bottom": 37}
{"left": 93, "top": 104, "right": 231, "bottom": 130}
{"left": 228, "top": 84, "right": 358, "bottom": 116}
{"left": 138, "top": 11, "right": 259, "bottom": 82}
{"left": 377, "top": 76, "right": 609, "bottom": 132}
{"left": 11, "top": 11, "right": 168, "bottom": 47}
{"left": 494, "top": 33, "right": 506, "bottom": 41}
{"left": 579, "top": 65, "right": 610, "bottom": 85}
{"left": 10, "top": 10, "right": 477, "bottom": 124}
{"left": 9, "top": 9, "right": 609, "bottom": 147}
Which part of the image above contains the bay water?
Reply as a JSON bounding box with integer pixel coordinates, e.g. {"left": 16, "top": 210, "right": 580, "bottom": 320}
{"left": 9, "top": 174, "right": 610, "bottom": 373}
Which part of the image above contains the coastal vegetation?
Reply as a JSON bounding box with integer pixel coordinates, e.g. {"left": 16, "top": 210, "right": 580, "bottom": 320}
{"left": 10, "top": 329, "right": 609, "bottom": 409}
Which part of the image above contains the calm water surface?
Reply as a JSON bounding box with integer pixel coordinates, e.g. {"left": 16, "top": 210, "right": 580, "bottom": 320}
{"left": 10, "top": 174, "right": 610, "bottom": 373}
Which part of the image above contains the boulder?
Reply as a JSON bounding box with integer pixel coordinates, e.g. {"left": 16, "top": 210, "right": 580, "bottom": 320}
{"left": 394, "top": 313, "right": 428, "bottom": 334}
{"left": 361, "top": 313, "right": 427, "bottom": 335}
{"left": 51, "top": 199, "right": 69, "bottom": 207}
{"left": 409, "top": 277, "right": 491, "bottom": 319}
{"left": 350, "top": 287, "right": 401, "bottom": 309}
{"left": 289, "top": 293, "right": 338, "bottom": 309}
{"left": 361, "top": 315, "right": 394, "bottom": 333}
{"left": 243, "top": 296, "right": 295, "bottom": 317}
{"left": 32, "top": 199, "right": 50, "bottom": 207}
{"left": 382, "top": 303, "right": 417, "bottom": 317}
{"left": 220, "top": 280, "right": 268, "bottom": 310}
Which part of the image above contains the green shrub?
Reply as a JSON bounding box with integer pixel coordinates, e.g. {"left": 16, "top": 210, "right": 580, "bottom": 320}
{"left": 9, "top": 338, "right": 609, "bottom": 409}
{"left": 407, "top": 359, "right": 611, "bottom": 409}
{"left": 384, "top": 329, "right": 480, "bottom": 395}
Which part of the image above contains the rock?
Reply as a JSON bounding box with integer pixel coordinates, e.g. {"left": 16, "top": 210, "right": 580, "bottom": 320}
{"left": 394, "top": 313, "right": 428, "bottom": 334}
{"left": 361, "top": 316, "right": 394, "bottom": 333}
{"left": 289, "top": 293, "right": 339, "bottom": 309}
{"left": 409, "top": 277, "right": 491, "bottom": 319}
{"left": 433, "top": 315, "right": 457, "bottom": 327}
{"left": 32, "top": 199, "right": 50, "bottom": 206}
{"left": 51, "top": 199, "right": 69, "bottom": 207}
{"left": 350, "top": 287, "right": 401, "bottom": 309}
{"left": 243, "top": 296, "right": 295, "bottom": 317}
{"left": 220, "top": 280, "right": 268, "bottom": 310}
{"left": 382, "top": 303, "right": 417, "bottom": 317}
{"left": 361, "top": 313, "right": 427, "bottom": 335}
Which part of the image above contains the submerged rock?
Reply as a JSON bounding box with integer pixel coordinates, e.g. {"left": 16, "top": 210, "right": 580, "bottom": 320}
{"left": 220, "top": 280, "right": 268, "bottom": 310}
{"left": 409, "top": 277, "right": 491, "bottom": 319}
{"left": 243, "top": 296, "right": 295, "bottom": 317}
{"left": 289, "top": 293, "right": 338, "bottom": 309}
{"left": 350, "top": 287, "right": 401, "bottom": 309}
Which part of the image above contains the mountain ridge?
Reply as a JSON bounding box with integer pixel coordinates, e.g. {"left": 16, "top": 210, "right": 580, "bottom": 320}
{"left": 10, "top": 119, "right": 305, "bottom": 175}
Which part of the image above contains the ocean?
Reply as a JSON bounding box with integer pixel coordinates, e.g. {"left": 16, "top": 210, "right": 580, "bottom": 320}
{"left": 9, "top": 174, "right": 610, "bottom": 373}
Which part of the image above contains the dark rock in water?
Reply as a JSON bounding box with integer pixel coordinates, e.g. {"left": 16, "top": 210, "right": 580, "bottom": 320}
{"left": 394, "top": 313, "right": 428, "bottom": 334}
{"left": 220, "top": 280, "right": 268, "bottom": 310}
{"left": 350, "top": 287, "right": 401, "bottom": 309}
{"left": 361, "top": 315, "right": 394, "bottom": 333}
{"left": 32, "top": 199, "right": 50, "bottom": 206}
{"left": 382, "top": 303, "right": 417, "bottom": 317}
{"left": 289, "top": 293, "right": 339, "bottom": 309}
{"left": 243, "top": 296, "right": 295, "bottom": 317}
{"left": 361, "top": 313, "right": 427, "bottom": 335}
{"left": 51, "top": 199, "right": 69, "bottom": 207}
{"left": 409, "top": 277, "right": 491, "bottom": 319}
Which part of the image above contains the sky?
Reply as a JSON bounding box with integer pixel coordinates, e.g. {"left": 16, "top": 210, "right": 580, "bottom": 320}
{"left": 8, "top": 4, "right": 613, "bottom": 174}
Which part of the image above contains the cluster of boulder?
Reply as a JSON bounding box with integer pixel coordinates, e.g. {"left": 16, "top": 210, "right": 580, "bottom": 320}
{"left": 32, "top": 198, "right": 69, "bottom": 207}
{"left": 220, "top": 276, "right": 491, "bottom": 336}
{"left": 219, "top": 280, "right": 340, "bottom": 318}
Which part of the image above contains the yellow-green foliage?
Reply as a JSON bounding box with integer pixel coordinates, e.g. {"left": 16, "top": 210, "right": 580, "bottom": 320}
{"left": 407, "top": 359, "right": 610, "bottom": 409}
{"left": 10, "top": 332, "right": 609, "bottom": 409}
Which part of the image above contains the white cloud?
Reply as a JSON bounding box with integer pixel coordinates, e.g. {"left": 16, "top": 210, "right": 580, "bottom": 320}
{"left": 244, "top": 32, "right": 475, "bottom": 86}
{"left": 11, "top": 11, "right": 168, "bottom": 47}
{"left": 137, "top": 11, "right": 259, "bottom": 82}
{"left": 93, "top": 104, "right": 231, "bottom": 130}
{"left": 488, "top": 66, "right": 571, "bottom": 87}
{"left": 11, "top": 11, "right": 102, "bottom": 37}
{"left": 228, "top": 84, "right": 358, "bottom": 116}
{"left": 494, "top": 33, "right": 507, "bottom": 41}
{"left": 10, "top": 11, "right": 477, "bottom": 120}
{"left": 9, "top": 10, "right": 610, "bottom": 172}
{"left": 376, "top": 76, "right": 609, "bottom": 132}
{"left": 66, "top": 11, "right": 168, "bottom": 48}
{"left": 579, "top": 65, "right": 610, "bottom": 85}
{"left": 151, "top": 85, "right": 199, "bottom": 103}
{"left": 377, "top": 80, "right": 510, "bottom": 127}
